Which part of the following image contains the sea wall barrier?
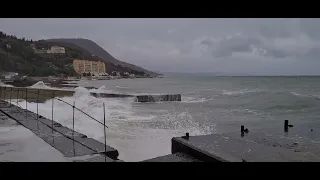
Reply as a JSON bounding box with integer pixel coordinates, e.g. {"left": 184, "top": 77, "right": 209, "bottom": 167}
{"left": 0, "top": 86, "right": 182, "bottom": 103}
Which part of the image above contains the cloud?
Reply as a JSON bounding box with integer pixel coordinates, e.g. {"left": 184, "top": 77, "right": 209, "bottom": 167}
{"left": 2, "top": 18, "right": 320, "bottom": 75}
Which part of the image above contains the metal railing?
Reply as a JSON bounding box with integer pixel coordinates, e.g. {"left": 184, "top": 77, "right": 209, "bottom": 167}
{"left": 0, "top": 86, "right": 109, "bottom": 162}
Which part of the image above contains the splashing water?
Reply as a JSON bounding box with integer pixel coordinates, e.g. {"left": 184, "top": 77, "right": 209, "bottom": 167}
{"left": 9, "top": 87, "right": 212, "bottom": 161}
{"left": 29, "top": 81, "right": 52, "bottom": 89}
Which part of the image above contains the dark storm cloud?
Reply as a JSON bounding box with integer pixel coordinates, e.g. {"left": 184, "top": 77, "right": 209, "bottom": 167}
{"left": 1, "top": 18, "right": 320, "bottom": 75}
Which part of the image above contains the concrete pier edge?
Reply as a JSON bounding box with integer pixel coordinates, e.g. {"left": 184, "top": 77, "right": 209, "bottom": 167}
{"left": 0, "top": 101, "right": 120, "bottom": 161}
{"left": 171, "top": 137, "right": 243, "bottom": 162}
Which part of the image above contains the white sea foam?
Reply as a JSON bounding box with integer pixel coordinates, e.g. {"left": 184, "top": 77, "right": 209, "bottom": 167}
{"left": 0, "top": 81, "right": 14, "bottom": 87}
{"left": 29, "top": 81, "right": 52, "bottom": 89}
{"left": 89, "top": 85, "right": 120, "bottom": 94}
{"left": 222, "top": 89, "right": 260, "bottom": 96}
{"left": 182, "top": 96, "right": 213, "bottom": 103}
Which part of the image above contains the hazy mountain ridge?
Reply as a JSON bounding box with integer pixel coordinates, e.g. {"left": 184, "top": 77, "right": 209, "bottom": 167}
{"left": 45, "top": 38, "right": 161, "bottom": 76}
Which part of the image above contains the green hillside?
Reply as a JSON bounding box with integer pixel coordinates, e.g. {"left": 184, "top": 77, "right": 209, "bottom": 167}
{"left": 0, "top": 31, "right": 153, "bottom": 77}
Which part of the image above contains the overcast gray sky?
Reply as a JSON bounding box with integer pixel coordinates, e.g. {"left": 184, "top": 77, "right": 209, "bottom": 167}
{"left": 1, "top": 18, "right": 320, "bottom": 75}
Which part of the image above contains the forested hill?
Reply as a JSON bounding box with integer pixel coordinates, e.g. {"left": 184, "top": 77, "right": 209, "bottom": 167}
{"left": 0, "top": 31, "right": 159, "bottom": 77}
{"left": 45, "top": 38, "right": 161, "bottom": 77}
{"left": 0, "top": 32, "right": 75, "bottom": 76}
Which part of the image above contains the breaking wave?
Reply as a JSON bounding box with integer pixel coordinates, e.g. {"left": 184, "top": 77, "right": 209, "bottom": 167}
{"left": 29, "top": 81, "right": 52, "bottom": 89}
{"left": 0, "top": 81, "right": 14, "bottom": 87}
{"left": 222, "top": 89, "right": 261, "bottom": 96}
{"left": 8, "top": 86, "right": 211, "bottom": 161}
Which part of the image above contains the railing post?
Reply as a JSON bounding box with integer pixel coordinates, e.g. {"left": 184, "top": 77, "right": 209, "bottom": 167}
{"left": 16, "top": 88, "right": 19, "bottom": 105}
{"left": 25, "top": 88, "right": 28, "bottom": 123}
{"left": 51, "top": 91, "right": 55, "bottom": 144}
{"left": 36, "top": 89, "right": 40, "bottom": 131}
{"left": 4, "top": 86, "right": 6, "bottom": 102}
{"left": 103, "top": 102, "right": 107, "bottom": 162}
{"left": 72, "top": 101, "right": 75, "bottom": 156}
{"left": 52, "top": 91, "right": 54, "bottom": 131}
{"left": 9, "top": 87, "right": 12, "bottom": 104}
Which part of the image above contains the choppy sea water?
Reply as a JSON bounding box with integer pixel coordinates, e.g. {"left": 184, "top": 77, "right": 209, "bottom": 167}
{"left": 12, "top": 76, "right": 320, "bottom": 161}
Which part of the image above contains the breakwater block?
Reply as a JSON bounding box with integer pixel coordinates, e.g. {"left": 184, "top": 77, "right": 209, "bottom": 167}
{"left": 136, "top": 94, "right": 181, "bottom": 102}
{"left": 171, "top": 134, "right": 320, "bottom": 162}
{"left": 90, "top": 92, "right": 134, "bottom": 98}
{"left": 0, "top": 100, "right": 119, "bottom": 160}
{"left": 89, "top": 92, "right": 181, "bottom": 102}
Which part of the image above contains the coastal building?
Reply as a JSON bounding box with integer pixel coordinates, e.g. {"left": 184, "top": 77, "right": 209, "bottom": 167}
{"left": 73, "top": 59, "right": 106, "bottom": 76}
{"left": 30, "top": 44, "right": 66, "bottom": 54}
{"left": 47, "top": 46, "right": 65, "bottom": 54}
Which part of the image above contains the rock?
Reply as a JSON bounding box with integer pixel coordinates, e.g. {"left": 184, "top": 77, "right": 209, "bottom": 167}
{"left": 311, "top": 129, "right": 313, "bottom": 132}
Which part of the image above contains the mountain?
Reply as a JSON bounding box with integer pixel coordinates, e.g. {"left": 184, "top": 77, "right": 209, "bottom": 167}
{"left": 44, "top": 38, "right": 161, "bottom": 77}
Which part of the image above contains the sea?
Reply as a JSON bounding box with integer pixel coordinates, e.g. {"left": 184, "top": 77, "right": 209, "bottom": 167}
{"left": 12, "top": 76, "right": 320, "bottom": 161}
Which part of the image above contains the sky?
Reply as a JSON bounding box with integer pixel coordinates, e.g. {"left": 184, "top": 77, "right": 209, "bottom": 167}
{"left": 1, "top": 18, "right": 320, "bottom": 75}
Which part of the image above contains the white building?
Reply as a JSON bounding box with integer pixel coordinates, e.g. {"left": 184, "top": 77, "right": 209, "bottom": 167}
{"left": 47, "top": 46, "right": 65, "bottom": 54}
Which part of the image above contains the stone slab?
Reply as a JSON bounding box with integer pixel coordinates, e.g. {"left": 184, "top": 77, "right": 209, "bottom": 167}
{"left": 143, "top": 152, "right": 201, "bottom": 162}
{"left": 0, "top": 112, "right": 69, "bottom": 162}
{"left": 172, "top": 134, "right": 320, "bottom": 162}
{"left": 69, "top": 154, "right": 115, "bottom": 162}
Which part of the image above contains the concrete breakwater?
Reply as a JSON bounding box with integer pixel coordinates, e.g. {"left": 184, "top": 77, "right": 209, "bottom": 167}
{"left": 0, "top": 86, "right": 182, "bottom": 103}
{"left": 90, "top": 92, "right": 182, "bottom": 102}
{"left": 0, "top": 100, "right": 120, "bottom": 162}
{"left": 0, "top": 86, "right": 74, "bottom": 103}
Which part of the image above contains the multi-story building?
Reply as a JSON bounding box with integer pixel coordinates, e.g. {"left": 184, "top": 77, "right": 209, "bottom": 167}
{"left": 47, "top": 46, "right": 65, "bottom": 54}
{"left": 73, "top": 59, "right": 106, "bottom": 76}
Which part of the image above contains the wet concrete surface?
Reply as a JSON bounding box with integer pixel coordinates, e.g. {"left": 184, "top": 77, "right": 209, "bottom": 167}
{"left": 172, "top": 133, "right": 320, "bottom": 162}
{"left": 142, "top": 152, "right": 201, "bottom": 162}
{"left": 0, "top": 100, "right": 119, "bottom": 161}
{"left": 0, "top": 112, "right": 69, "bottom": 162}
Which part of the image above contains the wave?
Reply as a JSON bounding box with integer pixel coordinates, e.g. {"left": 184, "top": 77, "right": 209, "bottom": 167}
{"left": 0, "top": 81, "right": 14, "bottom": 87}
{"left": 116, "top": 86, "right": 128, "bottom": 89}
{"left": 182, "top": 96, "right": 214, "bottom": 103}
{"left": 29, "top": 81, "right": 53, "bottom": 89}
{"left": 7, "top": 86, "right": 215, "bottom": 161}
{"left": 222, "top": 89, "right": 261, "bottom": 96}
{"left": 89, "top": 85, "right": 121, "bottom": 94}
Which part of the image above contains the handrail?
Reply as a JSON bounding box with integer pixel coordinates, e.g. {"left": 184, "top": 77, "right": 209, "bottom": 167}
{"left": 0, "top": 86, "right": 109, "bottom": 161}
{"left": 0, "top": 87, "right": 108, "bottom": 128}
{"left": 55, "top": 97, "right": 108, "bottom": 128}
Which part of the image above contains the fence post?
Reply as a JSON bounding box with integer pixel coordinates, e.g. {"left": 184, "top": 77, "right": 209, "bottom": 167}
{"left": 103, "top": 102, "right": 107, "bottom": 162}
{"left": 72, "top": 101, "right": 75, "bottom": 156}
